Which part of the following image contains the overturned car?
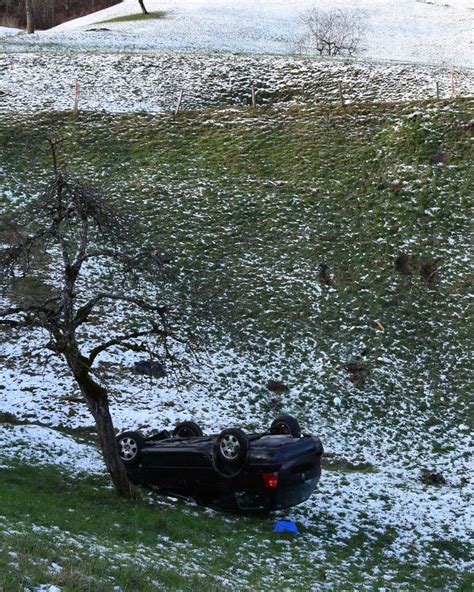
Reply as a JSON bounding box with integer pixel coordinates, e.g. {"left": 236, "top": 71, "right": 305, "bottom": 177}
{"left": 117, "top": 414, "right": 323, "bottom": 512}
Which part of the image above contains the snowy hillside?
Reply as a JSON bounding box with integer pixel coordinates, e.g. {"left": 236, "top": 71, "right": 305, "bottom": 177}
{"left": 0, "top": 1, "right": 473, "bottom": 590}
{"left": 1, "top": 0, "right": 473, "bottom": 67}
{"left": 1, "top": 96, "right": 473, "bottom": 589}
{"left": 0, "top": 52, "right": 472, "bottom": 115}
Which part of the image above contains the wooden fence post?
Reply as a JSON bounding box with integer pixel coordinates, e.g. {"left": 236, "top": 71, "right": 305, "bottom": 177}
{"left": 435, "top": 81, "right": 440, "bottom": 100}
{"left": 251, "top": 84, "right": 256, "bottom": 108}
{"left": 174, "top": 89, "right": 184, "bottom": 115}
{"left": 338, "top": 81, "right": 344, "bottom": 107}
{"left": 73, "top": 79, "right": 79, "bottom": 113}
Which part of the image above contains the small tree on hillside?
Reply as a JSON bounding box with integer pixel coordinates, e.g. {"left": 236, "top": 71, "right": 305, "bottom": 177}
{"left": 25, "top": 0, "right": 35, "bottom": 33}
{"left": 0, "top": 142, "right": 189, "bottom": 497}
{"left": 297, "top": 8, "right": 367, "bottom": 57}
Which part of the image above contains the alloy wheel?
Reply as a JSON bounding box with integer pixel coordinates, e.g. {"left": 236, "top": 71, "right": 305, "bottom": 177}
{"left": 219, "top": 434, "right": 241, "bottom": 460}
{"left": 119, "top": 437, "right": 138, "bottom": 461}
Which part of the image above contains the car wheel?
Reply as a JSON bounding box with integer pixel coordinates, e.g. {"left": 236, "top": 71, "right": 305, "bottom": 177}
{"left": 116, "top": 431, "right": 145, "bottom": 464}
{"left": 270, "top": 414, "right": 301, "bottom": 438}
{"left": 216, "top": 428, "right": 249, "bottom": 465}
{"left": 173, "top": 421, "right": 204, "bottom": 438}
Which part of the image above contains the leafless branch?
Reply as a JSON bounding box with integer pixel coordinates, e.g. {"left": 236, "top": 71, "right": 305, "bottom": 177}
{"left": 88, "top": 325, "right": 168, "bottom": 365}
{"left": 297, "top": 8, "right": 367, "bottom": 57}
{"left": 0, "top": 137, "right": 201, "bottom": 498}
{"left": 73, "top": 292, "right": 167, "bottom": 329}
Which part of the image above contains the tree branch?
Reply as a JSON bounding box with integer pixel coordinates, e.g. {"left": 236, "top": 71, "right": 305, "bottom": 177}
{"left": 88, "top": 325, "right": 166, "bottom": 365}
{"left": 74, "top": 292, "right": 167, "bottom": 328}
{"left": 71, "top": 214, "right": 89, "bottom": 277}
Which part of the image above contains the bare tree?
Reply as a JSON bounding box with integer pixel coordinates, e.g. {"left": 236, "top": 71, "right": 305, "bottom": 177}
{"left": 138, "top": 0, "right": 148, "bottom": 15}
{"left": 297, "top": 8, "right": 367, "bottom": 57}
{"left": 25, "top": 0, "right": 35, "bottom": 33}
{"left": 0, "top": 142, "right": 189, "bottom": 498}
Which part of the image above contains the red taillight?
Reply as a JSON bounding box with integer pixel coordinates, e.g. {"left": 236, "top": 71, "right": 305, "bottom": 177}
{"left": 262, "top": 472, "right": 278, "bottom": 489}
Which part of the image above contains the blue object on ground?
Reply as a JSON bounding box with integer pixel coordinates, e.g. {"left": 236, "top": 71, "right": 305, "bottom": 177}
{"left": 273, "top": 520, "right": 298, "bottom": 534}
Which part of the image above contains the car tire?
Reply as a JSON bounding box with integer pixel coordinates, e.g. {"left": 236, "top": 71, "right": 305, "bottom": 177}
{"left": 215, "top": 428, "right": 249, "bottom": 465}
{"left": 173, "top": 421, "right": 204, "bottom": 438}
{"left": 270, "top": 414, "right": 301, "bottom": 438}
{"left": 116, "top": 431, "right": 145, "bottom": 465}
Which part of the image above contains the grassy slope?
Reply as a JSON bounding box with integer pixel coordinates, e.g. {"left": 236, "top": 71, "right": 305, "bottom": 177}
{"left": 1, "top": 101, "right": 472, "bottom": 405}
{"left": 0, "top": 98, "right": 473, "bottom": 590}
{"left": 1, "top": 463, "right": 470, "bottom": 592}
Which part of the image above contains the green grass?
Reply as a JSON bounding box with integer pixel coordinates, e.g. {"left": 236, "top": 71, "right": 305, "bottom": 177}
{"left": 0, "top": 412, "right": 21, "bottom": 425}
{"left": 0, "top": 100, "right": 472, "bottom": 436}
{"left": 0, "top": 101, "right": 471, "bottom": 370}
{"left": 323, "top": 455, "right": 378, "bottom": 473}
{"left": 0, "top": 99, "right": 472, "bottom": 589}
{"left": 1, "top": 462, "right": 471, "bottom": 591}
{"left": 0, "top": 464, "right": 260, "bottom": 591}
{"left": 0, "top": 100, "right": 471, "bottom": 430}
{"left": 98, "top": 11, "right": 166, "bottom": 24}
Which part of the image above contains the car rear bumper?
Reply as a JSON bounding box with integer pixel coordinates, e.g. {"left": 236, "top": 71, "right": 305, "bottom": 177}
{"left": 233, "top": 475, "right": 321, "bottom": 512}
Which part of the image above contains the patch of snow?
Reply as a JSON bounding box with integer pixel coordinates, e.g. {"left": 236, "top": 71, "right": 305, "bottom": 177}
{"left": 0, "top": 424, "right": 104, "bottom": 475}
{"left": 0, "top": 26, "right": 21, "bottom": 37}
{"left": 1, "top": 0, "right": 473, "bottom": 67}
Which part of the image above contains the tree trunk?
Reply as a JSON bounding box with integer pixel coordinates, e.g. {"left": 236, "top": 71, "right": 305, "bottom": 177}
{"left": 25, "top": 0, "right": 35, "bottom": 34}
{"left": 70, "top": 359, "right": 132, "bottom": 498}
{"left": 87, "top": 392, "right": 132, "bottom": 498}
{"left": 138, "top": 0, "right": 149, "bottom": 15}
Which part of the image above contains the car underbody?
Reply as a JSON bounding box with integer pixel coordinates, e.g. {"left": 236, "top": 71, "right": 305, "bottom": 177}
{"left": 117, "top": 415, "right": 324, "bottom": 512}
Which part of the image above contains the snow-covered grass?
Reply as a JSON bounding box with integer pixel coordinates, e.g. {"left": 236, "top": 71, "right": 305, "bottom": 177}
{"left": 0, "top": 26, "right": 21, "bottom": 37}
{"left": 0, "top": 97, "right": 473, "bottom": 589}
{"left": 1, "top": 455, "right": 471, "bottom": 591}
{"left": 0, "top": 424, "right": 103, "bottom": 474}
{"left": 0, "top": 51, "right": 472, "bottom": 115}
{"left": 1, "top": 3, "right": 472, "bottom": 587}
{"left": 1, "top": 0, "right": 473, "bottom": 68}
